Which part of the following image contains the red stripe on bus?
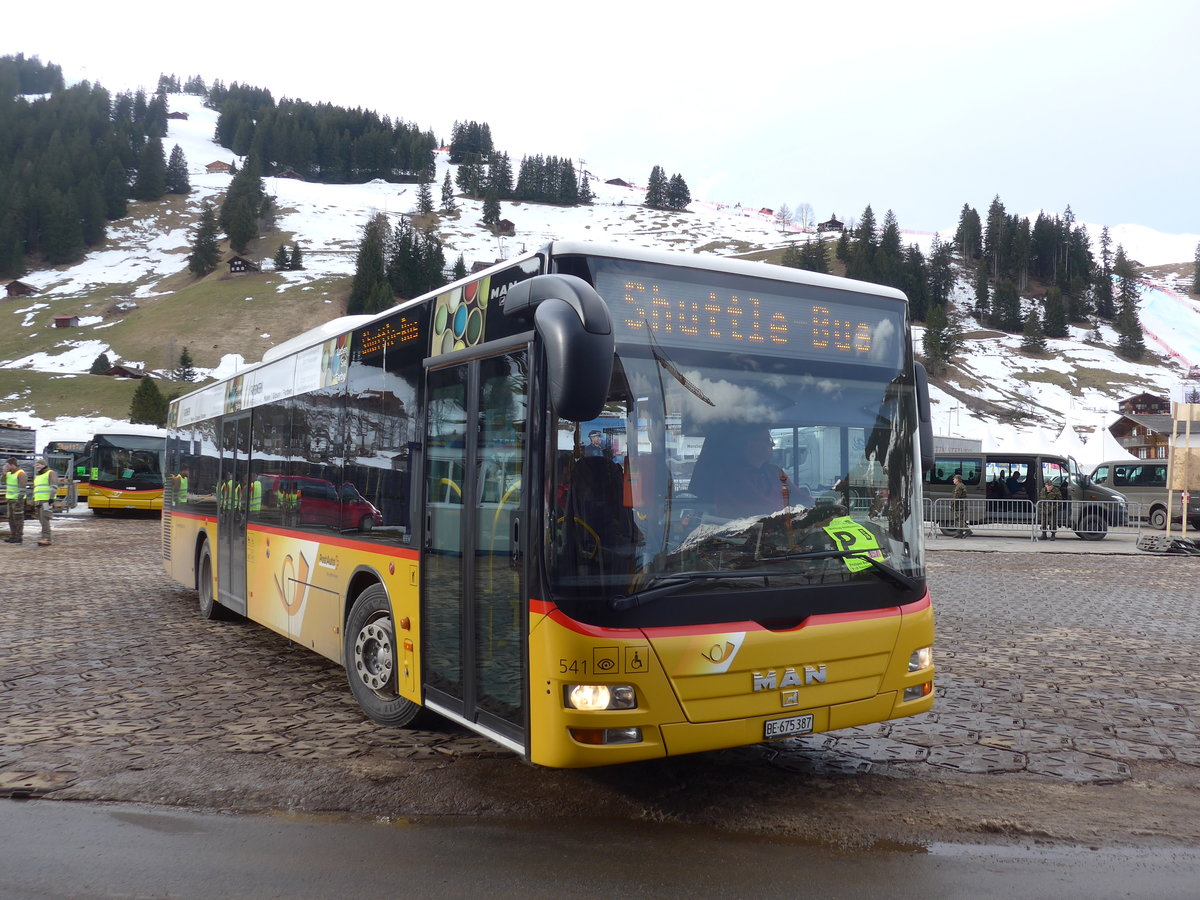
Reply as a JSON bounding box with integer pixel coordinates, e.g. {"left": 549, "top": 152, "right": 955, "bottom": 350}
{"left": 250, "top": 523, "right": 420, "bottom": 559}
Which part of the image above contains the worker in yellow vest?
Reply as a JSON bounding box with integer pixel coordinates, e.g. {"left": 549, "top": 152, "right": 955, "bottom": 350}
{"left": 3, "top": 457, "right": 28, "bottom": 544}
{"left": 32, "top": 457, "right": 59, "bottom": 546}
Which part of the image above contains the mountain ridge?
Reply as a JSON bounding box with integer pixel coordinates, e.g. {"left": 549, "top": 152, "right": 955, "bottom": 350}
{"left": 2, "top": 93, "right": 1197, "bottom": 450}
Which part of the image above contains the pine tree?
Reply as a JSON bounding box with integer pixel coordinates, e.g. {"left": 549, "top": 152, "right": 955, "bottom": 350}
{"left": 452, "top": 254, "right": 468, "bottom": 281}
{"left": 1192, "top": 240, "right": 1200, "bottom": 295}
{"left": 89, "top": 352, "right": 112, "bottom": 375}
{"left": 1113, "top": 245, "right": 1145, "bottom": 360}
{"left": 102, "top": 157, "right": 129, "bottom": 220}
{"left": 41, "top": 189, "right": 85, "bottom": 264}
{"left": 1043, "top": 286, "right": 1068, "bottom": 338}
{"left": 973, "top": 263, "right": 990, "bottom": 322}
{"left": 440, "top": 171, "right": 457, "bottom": 212}
{"left": 922, "top": 302, "right": 960, "bottom": 376}
{"left": 482, "top": 190, "right": 501, "bottom": 228}
{"left": 416, "top": 179, "right": 434, "bottom": 216}
{"left": 130, "top": 376, "right": 168, "bottom": 425}
{"left": 1094, "top": 226, "right": 1116, "bottom": 320}
{"left": 273, "top": 244, "right": 290, "bottom": 270}
{"left": 990, "top": 278, "right": 1022, "bottom": 332}
{"left": 927, "top": 235, "right": 955, "bottom": 308}
{"left": 802, "top": 234, "right": 831, "bottom": 273}
{"left": 954, "top": 203, "right": 982, "bottom": 259}
{"left": 645, "top": 165, "right": 667, "bottom": 209}
{"left": 1021, "top": 307, "right": 1047, "bottom": 354}
{"left": 845, "top": 204, "right": 877, "bottom": 282}
{"left": 174, "top": 347, "right": 197, "bottom": 382}
{"left": 665, "top": 173, "right": 690, "bottom": 210}
{"left": 132, "top": 136, "right": 167, "bottom": 201}
{"left": 781, "top": 243, "right": 803, "bottom": 269}
{"left": 347, "top": 213, "right": 391, "bottom": 315}
{"left": 187, "top": 203, "right": 221, "bottom": 277}
{"left": 165, "top": 144, "right": 190, "bottom": 194}
{"left": 288, "top": 244, "right": 303, "bottom": 270}
{"left": 876, "top": 210, "right": 904, "bottom": 289}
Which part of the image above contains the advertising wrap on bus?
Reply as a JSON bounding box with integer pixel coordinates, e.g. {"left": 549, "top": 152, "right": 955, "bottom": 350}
{"left": 162, "top": 242, "right": 935, "bottom": 768}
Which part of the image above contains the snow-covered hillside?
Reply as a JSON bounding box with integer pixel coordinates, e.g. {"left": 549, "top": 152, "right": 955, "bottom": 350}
{"left": 5, "top": 94, "right": 1199, "bottom": 453}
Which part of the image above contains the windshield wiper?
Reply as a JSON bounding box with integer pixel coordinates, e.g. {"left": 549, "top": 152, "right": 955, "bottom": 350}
{"left": 759, "top": 549, "right": 920, "bottom": 592}
{"left": 611, "top": 570, "right": 772, "bottom": 611}
{"left": 611, "top": 551, "right": 921, "bottom": 612}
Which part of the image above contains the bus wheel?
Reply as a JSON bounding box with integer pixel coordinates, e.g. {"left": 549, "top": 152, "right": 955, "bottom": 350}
{"left": 1149, "top": 506, "right": 1168, "bottom": 530}
{"left": 1075, "top": 513, "right": 1107, "bottom": 541}
{"left": 345, "top": 585, "right": 421, "bottom": 728}
{"left": 197, "top": 543, "right": 227, "bottom": 620}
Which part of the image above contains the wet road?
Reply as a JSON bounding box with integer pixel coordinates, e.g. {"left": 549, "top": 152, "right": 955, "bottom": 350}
{"left": 2, "top": 512, "right": 1200, "bottom": 893}
{"left": 3, "top": 799, "right": 1199, "bottom": 899}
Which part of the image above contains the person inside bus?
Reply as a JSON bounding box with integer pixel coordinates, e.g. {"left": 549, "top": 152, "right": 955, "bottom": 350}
{"left": 688, "top": 428, "right": 811, "bottom": 519}
{"left": 583, "top": 430, "right": 606, "bottom": 458}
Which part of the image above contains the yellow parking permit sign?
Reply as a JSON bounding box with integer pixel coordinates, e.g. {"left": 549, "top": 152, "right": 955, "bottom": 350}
{"left": 822, "top": 516, "right": 883, "bottom": 573}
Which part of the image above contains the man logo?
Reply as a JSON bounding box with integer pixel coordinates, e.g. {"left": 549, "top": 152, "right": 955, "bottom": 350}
{"left": 752, "top": 665, "right": 827, "bottom": 691}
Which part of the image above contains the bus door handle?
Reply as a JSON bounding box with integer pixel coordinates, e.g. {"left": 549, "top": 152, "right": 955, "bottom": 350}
{"left": 510, "top": 515, "right": 521, "bottom": 568}
{"left": 424, "top": 510, "right": 433, "bottom": 551}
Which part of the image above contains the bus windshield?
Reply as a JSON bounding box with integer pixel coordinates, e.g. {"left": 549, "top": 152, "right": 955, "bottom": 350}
{"left": 546, "top": 257, "right": 923, "bottom": 627}
{"left": 91, "top": 435, "right": 164, "bottom": 485}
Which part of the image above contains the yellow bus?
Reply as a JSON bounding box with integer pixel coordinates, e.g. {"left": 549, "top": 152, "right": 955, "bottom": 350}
{"left": 87, "top": 431, "right": 167, "bottom": 514}
{"left": 162, "top": 242, "right": 936, "bottom": 768}
{"left": 42, "top": 440, "right": 92, "bottom": 503}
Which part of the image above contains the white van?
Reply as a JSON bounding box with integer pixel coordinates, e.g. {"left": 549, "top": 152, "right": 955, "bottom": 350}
{"left": 1087, "top": 460, "right": 1200, "bottom": 530}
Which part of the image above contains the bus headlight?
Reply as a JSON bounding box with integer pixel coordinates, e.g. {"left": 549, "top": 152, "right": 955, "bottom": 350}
{"left": 565, "top": 684, "right": 638, "bottom": 710}
{"left": 908, "top": 646, "right": 933, "bottom": 673}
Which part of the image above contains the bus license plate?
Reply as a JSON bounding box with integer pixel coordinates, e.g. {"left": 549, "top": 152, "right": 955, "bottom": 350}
{"left": 764, "top": 713, "right": 814, "bottom": 740}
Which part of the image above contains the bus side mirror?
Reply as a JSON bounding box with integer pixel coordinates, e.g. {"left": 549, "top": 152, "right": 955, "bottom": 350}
{"left": 504, "top": 274, "right": 614, "bottom": 422}
{"left": 913, "top": 362, "right": 935, "bottom": 473}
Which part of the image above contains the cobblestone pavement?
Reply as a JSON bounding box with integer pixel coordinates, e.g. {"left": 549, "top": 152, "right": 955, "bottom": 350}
{"left": 2, "top": 513, "right": 1199, "bottom": 844}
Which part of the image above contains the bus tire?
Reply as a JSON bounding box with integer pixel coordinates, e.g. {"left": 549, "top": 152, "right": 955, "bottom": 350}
{"left": 196, "top": 543, "right": 228, "bottom": 620}
{"left": 1075, "top": 513, "right": 1107, "bottom": 541}
{"left": 1148, "top": 506, "right": 1168, "bottom": 530}
{"left": 345, "top": 585, "right": 422, "bottom": 728}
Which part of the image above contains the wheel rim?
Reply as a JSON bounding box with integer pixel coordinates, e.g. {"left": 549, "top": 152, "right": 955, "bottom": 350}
{"left": 353, "top": 612, "right": 396, "bottom": 696}
{"left": 199, "top": 553, "right": 213, "bottom": 610}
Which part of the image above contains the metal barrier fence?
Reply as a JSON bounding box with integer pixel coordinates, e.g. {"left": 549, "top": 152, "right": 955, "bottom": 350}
{"left": 925, "top": 498, "right": 1143, "bottom": 541}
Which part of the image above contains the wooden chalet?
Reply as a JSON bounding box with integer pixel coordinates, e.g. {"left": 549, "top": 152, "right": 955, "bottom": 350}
{"left": 817, "top": 215, "right": 844, "bottom": 233}
{"left": 227, "top": 255, "right": 261, "bottom": 275}
{"left": 205, "top": 161, "right": 234, "bottom": 174}
{"left": 496, "top": 219, "right": 516, "bottom": 236}
{"left": 1117, "top": 392, "right": 1170, "bottom": 416}
{"left": 53, "top": 315, "right": 80, "bottom": 328}
{"left": 275, "top": 167, "right": 303, "bottom": 180}
{"left": 166, "top": 111, "right": 190, "bottom": 120}
{"left": 102, "top": 364, "right": 146, "bottom": 379}
{"left": 5, "top": 280, "right": 38, "bottom": 299}
{"left": 605, "top": 178, "right": 632, "bottom": 187}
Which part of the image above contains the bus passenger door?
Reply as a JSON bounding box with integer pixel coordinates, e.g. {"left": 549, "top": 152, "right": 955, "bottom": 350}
{"left": 422, "top": 350, "right": 528, "bottom": 753}
{"left": 217, "top": 414, "right": 250, "bottom": 616}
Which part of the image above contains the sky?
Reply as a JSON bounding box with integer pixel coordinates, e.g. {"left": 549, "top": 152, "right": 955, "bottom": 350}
{"left": 5, "top": 0, "right": 1198, "bottom": 235}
